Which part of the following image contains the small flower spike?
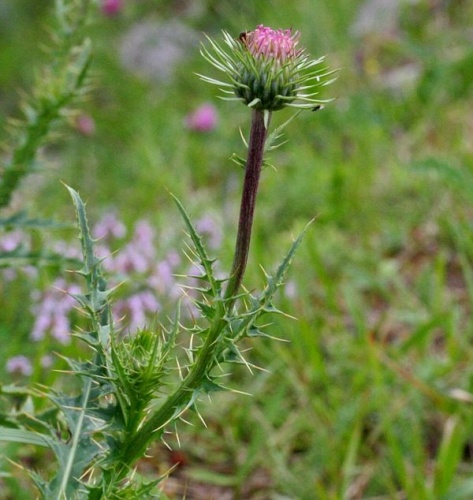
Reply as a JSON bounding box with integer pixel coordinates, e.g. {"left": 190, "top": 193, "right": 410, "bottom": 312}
{"left": 199, "top": 25, "right": 336, "bottom": 112}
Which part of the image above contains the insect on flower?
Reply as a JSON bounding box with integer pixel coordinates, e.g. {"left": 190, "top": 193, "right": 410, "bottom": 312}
{"left": 238, "top": 31, "right": 248, "bottom": 43}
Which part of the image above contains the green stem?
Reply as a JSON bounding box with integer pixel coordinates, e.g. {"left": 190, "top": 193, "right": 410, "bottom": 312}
{"left": 117, "top": 108, "right": 270, "bottom": 473}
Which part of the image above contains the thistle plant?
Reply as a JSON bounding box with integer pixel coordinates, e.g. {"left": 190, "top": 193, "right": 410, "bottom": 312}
{"left": 0, "top": 19, "right": 334, "bottom": 498}
{"left": 0, "top": 0, "right": 92, "bottom": 211}
{"left": 200, "top": 25, "right": 334, "bottom": 295}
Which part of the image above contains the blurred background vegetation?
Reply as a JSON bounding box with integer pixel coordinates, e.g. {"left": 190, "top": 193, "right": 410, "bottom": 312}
{"left": 1, "top": 0, "right": 473, "bottom": 498}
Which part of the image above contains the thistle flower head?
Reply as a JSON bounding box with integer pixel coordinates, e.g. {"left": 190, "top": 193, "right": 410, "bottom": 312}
{"left": 243, "top": 25, "right": 300, "bottom": 62}
{"left": 199, "top": 25, "right": 335, "bottom": 112}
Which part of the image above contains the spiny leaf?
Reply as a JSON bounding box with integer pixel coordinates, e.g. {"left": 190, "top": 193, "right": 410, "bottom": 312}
{"left": 201, "top": 376, "right": 227, "bottom": 394}
{"left": 86, "top": 474, "right": 163, "bottom": 499}
{"left": 195, "top": 300, "right": 216, "bottom": 320}
{"left": 0, "top": 35, "right": 93, "bottom": 209}
{"left": 66, "top": 185, "right": 98, "bottom": 275}
{"left": 66, "top": 185, "right": 113, "bottom": 347}
{"left": 42, "top": 381, "right": 102, "bottom": 499}
{"left": 172, "top": 194, "right": 221, "bottom": 299}
{"left": 227, "top": 221, "right": 312, "bottom": 345}
{"left": 229, "top": 153, "right": 246, "bottom": 169}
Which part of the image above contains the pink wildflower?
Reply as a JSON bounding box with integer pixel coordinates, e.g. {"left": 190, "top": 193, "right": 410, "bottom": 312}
{"left": 0, "top": 230, "right": 24, "bottom": 251}
{"left": 114, "top": 291, "right": 160, "bottom": 332}
{"left": 185, "top": 104, "right": 218, "bottom": 132}
{"left": 196, "top": 214, "right": 222, "bottom": 249}
{"left": 242, "top": 25, "right": 300, "bottom": 62}
{"left": 148, "top": 260, "right": 176, "bottom": 294}
{"left": 111, "top": 220, "right": 155, "bottom": 274}
{"left": 6, "top": 356, "right": 33, "bottom": 376}
{"left": 93, "top": 213, "right": 127, "bottom": 240}
{"left": 101, "top": 0, "right": 122, "bottom": 17}
{"left": 75, "top": 114, "right": 96, "bottom": 136}
{"left": 30, "top": 279, "right": 81, "bottom": 344}
{"left": 41, "top": 355, "right": 54, "bottom": 368}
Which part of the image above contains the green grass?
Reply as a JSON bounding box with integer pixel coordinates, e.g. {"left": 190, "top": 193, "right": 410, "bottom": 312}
{"left": 2, "top": 0, "right": 473, "bottom": 497}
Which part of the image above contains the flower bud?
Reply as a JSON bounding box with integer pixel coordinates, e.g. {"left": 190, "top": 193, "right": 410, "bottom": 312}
{"left": 199, "top": 25, "right": 335, "bottom": 112}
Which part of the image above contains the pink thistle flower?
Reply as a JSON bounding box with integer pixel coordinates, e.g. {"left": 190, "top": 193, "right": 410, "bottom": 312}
{"left": 101, "top": 0, "right": 123, "bottom": 17}
{"left": 185, "top": 103, "right": 218, "bottom": 132}
{"left": 242, "top": 25, "right": 300, "bottom": 62}
{"left": 200, "top": 25, "right": 335, "bottom": 111}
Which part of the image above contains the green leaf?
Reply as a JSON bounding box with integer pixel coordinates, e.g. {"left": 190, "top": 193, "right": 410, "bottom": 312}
{"left": 264, "top": 110, "right": 301, "bottom": 153}
{"left": 201, "top": 376, "right": 226, "bottom": 394}
{"left": 195, "top": 300, "right": 216, "bottom": 320}
{"left": 441, "top": 479, "right": 473, "bottom": 500}
{"left": 266, "top": 220, "right": 313, "bottom": 293}
{"left": 410, "top": 157, "right": 472, "bottom": 193}
{"left": 66, "top": 185, "right": 98, "bottom": 274}
{"left": 0, "top": 249, "right": 80, "bottom": 269}
{"left": 66, "top": 184, "right": 113, "bottom": 348}
{"left": 187, "top": 468, "right": 238, "bottom": 487}
{"left": 229, "top": 153, "right": 246, "bottom": 169}
{"left": 340, "top": 423, "right": 362, "bottom": 498}
{"left": 0, "top": 33, "right": 93, "bottom": 209}
{"left": 0, "top": 211, "right": 70, "bottom": 229}
{"left": 45, "top": 384, "right": 102, "bottom": 498}
{"left": 229, "top": 221, "right": 312, "bottom": 345}
{"left": 172, "top": 194, "right": 221, "bottom": 299}
{"left": 433, "top": 417, "right": 466, "bottom": 497}
{"left": 0, "top": 427, "right": 51, "bottom": 448}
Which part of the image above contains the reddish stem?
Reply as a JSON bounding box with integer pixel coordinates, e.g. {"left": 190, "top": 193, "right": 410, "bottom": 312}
{"left": 225, "top": 109, "right": 270, "bottom": 303}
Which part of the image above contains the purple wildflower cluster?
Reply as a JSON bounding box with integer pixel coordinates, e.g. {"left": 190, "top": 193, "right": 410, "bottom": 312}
{"left": 31, "top": 279, "right": 82, "bottom": 344}
{"left": 1, "top": 210, "right": 223, "bottom": 375}
{"left": 6, "top": 355, "right": 33, "bottom": 376}
{"left": 0, "top": 230, "right": 34, "bottom": 281}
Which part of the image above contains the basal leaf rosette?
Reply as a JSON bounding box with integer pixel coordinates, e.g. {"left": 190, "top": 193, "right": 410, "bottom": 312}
{"left": 199, "top": 25, "right": 335, "bottom": 112}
